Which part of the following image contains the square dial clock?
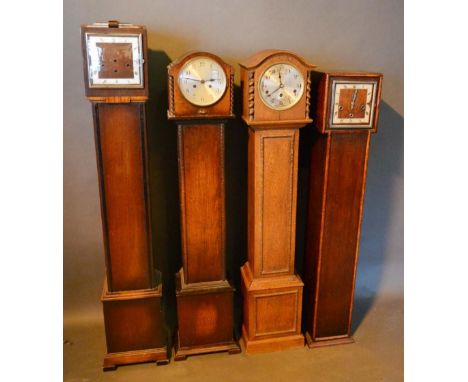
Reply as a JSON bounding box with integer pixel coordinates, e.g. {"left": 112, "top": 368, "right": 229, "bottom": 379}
{"left": 330, "top": 80, "right": 378, "bottom": 129}
{"left": 85, "top": 33, "right": 144, "bottom": 88}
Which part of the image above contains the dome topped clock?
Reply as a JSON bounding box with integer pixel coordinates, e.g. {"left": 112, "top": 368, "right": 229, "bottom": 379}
{"left": 168, "top": 51, "right": 234, "bottom": 119}
{"left": 240, "top": 50, "right": 316, "bottom": 126}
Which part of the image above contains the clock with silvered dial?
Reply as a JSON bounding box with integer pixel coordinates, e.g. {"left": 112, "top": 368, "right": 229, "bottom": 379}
{"left": 330, "top": 80, "right": 377, "bottom": 128}
{"left": 259, "top": 63, "right": 305, "bottom": 110}
{"left": 177, "top": 56, "right": 227, "bottom": 107}
{"left": 84, "top": 32, "right": 144, "bottom": 88}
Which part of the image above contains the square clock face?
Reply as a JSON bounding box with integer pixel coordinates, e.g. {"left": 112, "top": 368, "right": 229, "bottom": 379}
{"left": 330, "top": 80, "right": 378, "bottom": 129}
{"left": 85, "top": 33, "right": 144, "bottom": 88}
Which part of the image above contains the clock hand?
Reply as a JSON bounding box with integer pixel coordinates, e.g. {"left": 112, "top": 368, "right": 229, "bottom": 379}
{"left": 181, "top": 77, "right": 201, "bottom": 82}
{"left": 269, "top": 86, "right": 282, "bottom": 96}
{"left": 350, "top": 89, "right": 358, "bottom": 110}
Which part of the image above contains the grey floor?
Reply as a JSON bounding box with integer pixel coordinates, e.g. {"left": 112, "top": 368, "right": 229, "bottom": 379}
{"left": 63, "top": 294, "right": 403, "bottom": 382}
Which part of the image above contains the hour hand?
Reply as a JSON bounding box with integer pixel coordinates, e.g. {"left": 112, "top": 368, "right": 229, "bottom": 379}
{"left": 181, "top": 77, "right": 201, "bottom": 82}
{"left": 350, "top": 89, "right": 357, "bottom": 110}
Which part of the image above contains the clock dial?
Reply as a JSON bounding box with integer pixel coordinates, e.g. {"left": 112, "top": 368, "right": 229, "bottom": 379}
{"left": 331, "top": 81, "right": 376, "bottom": 127}
{"left": 178, "top": 57, "right": 227, "bottom": 107}
{"left": 85, "top": 33, "right": 143, "bottom": 88}
{"left": 259, "top": 63, "right": 304, "bottom": 110}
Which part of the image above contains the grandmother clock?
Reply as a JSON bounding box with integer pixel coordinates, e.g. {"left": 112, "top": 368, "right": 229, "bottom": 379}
{"left": 303, "top": 72, "right": 383, "bottom": 348}
{"left": 167, "top": 52, "right": 241, "bottom": 360}
{"left": 81, "top": 21, "right": 168, "bottom": 369}
{"left": 239, "top": 50, "right": 316, "bottom": 353}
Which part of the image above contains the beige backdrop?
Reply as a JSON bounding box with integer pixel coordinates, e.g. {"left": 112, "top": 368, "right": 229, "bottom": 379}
{"left": 64, "top": 0, "right": 403, "bottom": 339}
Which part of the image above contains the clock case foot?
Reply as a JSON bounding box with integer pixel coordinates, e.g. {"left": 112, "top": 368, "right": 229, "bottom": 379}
{"left": 304, "top": 331, "right": 354, "bottom": 349}
{"left": 173, "top": 332, "right": 241, "bottom": 361}
{"left": 174, "top": 268, "right": 240, "bottom": 359}
{"left": 101, "top": 277, "right": 169, "bottom": 369}
{"left": 103, "top": 347, "right": 169, "bottom": 371}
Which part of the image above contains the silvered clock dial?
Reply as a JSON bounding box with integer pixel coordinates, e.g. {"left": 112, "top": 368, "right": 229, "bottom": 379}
{"left": 85, "top": 33, "right": 144, "bottom": 88}
{"left": 177, "top": 57, "right": 227, "bottom": 107}
{"left": 259, "top": 63, "right": 304, "bottom": 110}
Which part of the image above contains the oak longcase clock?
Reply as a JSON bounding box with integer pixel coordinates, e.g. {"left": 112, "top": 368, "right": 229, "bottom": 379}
{"left": 81, "top": 21, "right": 168, "bottom": 369}
{"left": 303, "top": 72, "right": 383, "bottom": 348}
{"left": 239, "top": 50, "right": 316, "bottom": 353}
{"left": 167, "top": 51, "right": 240, "bottom": 360}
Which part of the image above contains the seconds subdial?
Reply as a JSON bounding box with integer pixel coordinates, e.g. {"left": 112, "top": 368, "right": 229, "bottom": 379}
{"left": 259, "top": 63, "right": 304, "bottom": 110}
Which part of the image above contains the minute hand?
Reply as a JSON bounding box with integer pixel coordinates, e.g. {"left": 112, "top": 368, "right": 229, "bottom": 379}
{"left": 181, "top": 77, "right": 201, "bottom": 82}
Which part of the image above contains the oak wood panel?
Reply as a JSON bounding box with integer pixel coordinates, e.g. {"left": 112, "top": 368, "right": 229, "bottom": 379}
{"left": 177, "top": 290, "right": 234, "bottom": 347}
{"left": 95, "top": 103, "right": 152, "bottom": 291}
{"left": 258, "top": 131, "right": 298, "bottom": 276}
{"left": 178, "top": 124, "right": 225, "bottom": 283}
{"left": 255, "top": 292, "right": 297, "bottom": 336}
{"left": 314, "top": 132, "right": 370, "bottom": 337}
{"left": 103, "top": 293, "right": 165, "bottom": 353}
{"left": 240, "top": 262, "right": 303, "bottom": 343}
{"left": 302, "top": 132, "right": 330, "bottom": 336}
{"left": 303, "top": 130, "right": 371, "bottom": 342}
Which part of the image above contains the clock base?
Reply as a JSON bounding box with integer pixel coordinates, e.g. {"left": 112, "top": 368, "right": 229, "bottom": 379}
{"left": 173, "top": 330, "right": 241, "bottom": 361}
{"left": 305, "top": 331, "right": 355, "bottom": 349}
{"left": 174, "top": 269, "right": 240, "bottom": 360}
{"left": 101, "top": 280, "right": 168, "bottom": 369}
{"left": 103, "top": 347, "right": 170, "bottom": 371}
{"left": 240, "top": 262, "right": 304, "bottom": 354}
{"left": 241, "top": 325, "right": 304, "bottom": 354}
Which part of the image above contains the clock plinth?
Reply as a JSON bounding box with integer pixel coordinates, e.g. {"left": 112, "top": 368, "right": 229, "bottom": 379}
{"left": 240, "top": 262, "right": 304, "bottom": 353}
{"left": 303, "top": 72, "right": 383, "bottom": 348}
{"left": 168, "top": 52, "right": 239, "bottom": 360}
{"left": 81, "top": 22, "right": 168, "bottom": 369}
{"left": 173, "top": 269, "right": 240, "bottom": 360}
{"left": 239, "top": 50, "right": 316, "bottom": 353}
{"left": 101, "top": 278, "right": 169, "bottom": 370}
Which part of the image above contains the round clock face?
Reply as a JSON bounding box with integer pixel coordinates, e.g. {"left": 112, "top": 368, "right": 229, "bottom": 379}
{"left": 259, "top": 63, "right": 305, "bottom": 110}
{"left": 178, "top": 57, "right": 227, "bottom": 107}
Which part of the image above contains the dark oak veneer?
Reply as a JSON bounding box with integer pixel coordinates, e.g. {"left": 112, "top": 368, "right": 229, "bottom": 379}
{"left": 240, "top": 50, "right": 316, "bottom": 353}
{"left": 303, "top": 72, "right": 383, "bottom": 348}
{"left": 81, "top": 21, "right": 168, "bottom": 369}
{"left": 167, "top": 52, "right": 240, "bottom": 360}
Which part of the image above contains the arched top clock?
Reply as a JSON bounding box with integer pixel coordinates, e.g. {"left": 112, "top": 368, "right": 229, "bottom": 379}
{"left": 239, "top": 50, "right": 316, "bottom": 127}
{"left": 167, "top": 51, "right": 234, "bottom": 120}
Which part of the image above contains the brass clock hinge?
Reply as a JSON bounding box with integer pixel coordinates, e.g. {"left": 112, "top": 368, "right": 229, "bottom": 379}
{"left": 248, "top": 71, "right": 255, "bottom": 120}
